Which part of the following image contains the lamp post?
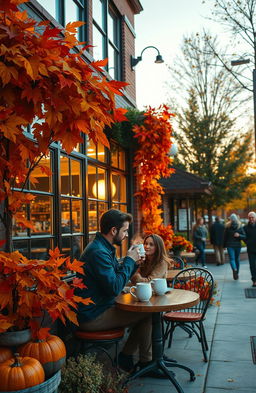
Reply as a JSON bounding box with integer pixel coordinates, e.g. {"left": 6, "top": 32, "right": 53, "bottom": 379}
{"left": 231, "top": 58, "right": 256, "bottom": 155}
{"left": 131, "top": 46, "right": 164, "bottom": 69}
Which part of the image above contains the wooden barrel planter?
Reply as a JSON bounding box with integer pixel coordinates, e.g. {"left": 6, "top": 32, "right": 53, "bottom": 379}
{"left": 0, "top": 370, "right": 61, "bottom": 393}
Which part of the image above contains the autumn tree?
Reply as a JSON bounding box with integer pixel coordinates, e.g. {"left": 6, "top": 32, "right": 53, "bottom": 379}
{"left": 0, "top": 0, "right": 127, "bottom": 252}
{"left": 205, "top": 0, "right": 256, "bottom": 91}
{"left": 168, "top": 33, "right": 255, "bottom": 221}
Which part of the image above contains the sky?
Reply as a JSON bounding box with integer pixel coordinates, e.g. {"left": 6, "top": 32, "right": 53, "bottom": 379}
{"left": 133, "top": 0, "right": 224, "bottom": 110}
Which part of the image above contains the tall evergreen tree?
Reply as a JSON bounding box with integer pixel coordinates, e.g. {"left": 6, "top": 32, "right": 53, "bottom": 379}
{"left": 169, "top": 33, "right": 255, "bottom": 220}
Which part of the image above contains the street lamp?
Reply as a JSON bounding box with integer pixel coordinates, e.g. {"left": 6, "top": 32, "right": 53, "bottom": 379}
{"left": 131, "top": 46, "right": 164, "bottom": 69}
{"left": 231, "top": 58, "right": 256, "bottom": 155}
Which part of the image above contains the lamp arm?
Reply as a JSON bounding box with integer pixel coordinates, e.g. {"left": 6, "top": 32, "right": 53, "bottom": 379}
{"left": 140, "top": 46, "right": 161, "bottom": 58}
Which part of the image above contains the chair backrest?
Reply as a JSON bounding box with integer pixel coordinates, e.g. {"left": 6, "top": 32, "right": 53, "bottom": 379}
{"left": 172, "top": 267, "right": 214, "bottom": 318}
{"left": 170, "top": 256, "right": 185, "bottom": 269}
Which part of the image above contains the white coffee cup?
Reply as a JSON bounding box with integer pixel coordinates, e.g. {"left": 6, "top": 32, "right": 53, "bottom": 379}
{"left": 151, "top": 278, "right": 168, "bottom": 296}
{"left": 133, "top": 244, "right": 145, "bottom": 258}
{"left": 130, "top": 282, "right": 152, "bottom": 302}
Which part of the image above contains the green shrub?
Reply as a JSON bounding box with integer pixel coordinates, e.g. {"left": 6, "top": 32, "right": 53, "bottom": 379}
{"left": 59, "top": 354, "right": 128, "bottom": 393}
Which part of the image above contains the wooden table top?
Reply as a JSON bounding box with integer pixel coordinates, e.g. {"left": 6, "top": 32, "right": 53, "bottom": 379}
{"left": 115, "top": 289, "right": 199, "bottom": 313}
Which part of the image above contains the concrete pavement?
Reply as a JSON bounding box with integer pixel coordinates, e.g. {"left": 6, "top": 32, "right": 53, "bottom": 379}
{"left": 128, "top": 260, "right": 256, "bottom": 393}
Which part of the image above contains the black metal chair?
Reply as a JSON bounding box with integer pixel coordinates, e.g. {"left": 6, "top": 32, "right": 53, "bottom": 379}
{"left": 163, "top": 267, "right": 214, "bottom": 362}
{"left": 170, "top": 255, "right": 185, "bottom": 269}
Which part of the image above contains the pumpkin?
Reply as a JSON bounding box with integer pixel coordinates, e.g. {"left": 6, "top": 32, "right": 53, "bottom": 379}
{"left": 0, "top": 347, "right": 12, "bottom": 363}
{"left": 18, "top": 335, "right": 66, "bottom": 378}
{"left": 0, "top": 353, "right": 45, "bottom": 391}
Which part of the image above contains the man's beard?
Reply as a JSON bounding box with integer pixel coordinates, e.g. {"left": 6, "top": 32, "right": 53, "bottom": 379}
{"left": 113, "top": 232, "right": 122, "bottom": 246}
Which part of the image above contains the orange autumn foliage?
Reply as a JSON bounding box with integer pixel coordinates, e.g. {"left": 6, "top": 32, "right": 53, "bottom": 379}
{"left": 0, "top": 247, "right": 93, "bottom": 334}
{"left": 133, "top": 106, "right": 175, "bottom": 248}
{"left": 0, "top": 0, "right": 127, "bottom": 251}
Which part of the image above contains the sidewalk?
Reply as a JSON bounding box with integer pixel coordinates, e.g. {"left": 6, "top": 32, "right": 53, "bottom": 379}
{"left": 128, "top": 260, "right": 256, "bottom": 393}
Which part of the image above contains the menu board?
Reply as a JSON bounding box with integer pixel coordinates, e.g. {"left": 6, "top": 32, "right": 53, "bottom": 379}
{"left": 178, "top": 208, "right": 191, "bottom": 231}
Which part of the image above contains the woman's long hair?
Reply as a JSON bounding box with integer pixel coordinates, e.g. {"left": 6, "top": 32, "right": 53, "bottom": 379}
{"left": 140, "top": 234, "right": 171, "bottom": 276}
{"left": 225, "top": 213, "right": 242, "bottom": 228}
{"left": 192, "top": 217, "right": 204, "bottom": 234}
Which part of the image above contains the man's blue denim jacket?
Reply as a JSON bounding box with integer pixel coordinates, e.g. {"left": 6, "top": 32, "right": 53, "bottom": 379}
{"left": 76, "top": 232, "right": 137, "bottom": 323}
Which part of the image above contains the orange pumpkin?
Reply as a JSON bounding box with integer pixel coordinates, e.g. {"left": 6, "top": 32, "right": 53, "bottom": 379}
{"left": 0, "top": 354, "right": 45, "bottom": 391}
{"left": 18, "top": 335, "right": 66, "bottom": 378}
{"left": 0, "top": 347, "right": 12, "bottom": 363}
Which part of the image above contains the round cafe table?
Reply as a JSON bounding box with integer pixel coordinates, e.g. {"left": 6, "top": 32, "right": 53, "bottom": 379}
{"left": 115, "top": 289, "right": 200, "bottom": 393}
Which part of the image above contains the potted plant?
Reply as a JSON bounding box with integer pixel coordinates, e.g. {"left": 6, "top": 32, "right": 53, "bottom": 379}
{"left": 171, "top": 235, "right": 193, "bottom": 256}
{"left": 0, "top": 247, "right": 92, "bottom": 339}
{"left": 59, "top": 354, "right": 128, "bottom": 393}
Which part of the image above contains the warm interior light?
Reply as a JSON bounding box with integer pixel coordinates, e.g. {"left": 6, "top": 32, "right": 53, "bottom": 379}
{"left": 92, "top": 180, "right": 116, "bottom": 199}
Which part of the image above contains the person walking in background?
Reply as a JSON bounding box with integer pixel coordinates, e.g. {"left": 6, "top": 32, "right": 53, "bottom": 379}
{"left": 224, "top": 213, "right": 246, "bottom": 280}
{"left": 131, "top": 234, "right": 171, "bottom": 284}
{"left": 210, "top": 216, "right": 225, "bottom": 266}
{"left": 243, "top": 211, "right": 256, "bottom": 287}
{"left": 193, "top": 217, "right": 208, "bottom": 268}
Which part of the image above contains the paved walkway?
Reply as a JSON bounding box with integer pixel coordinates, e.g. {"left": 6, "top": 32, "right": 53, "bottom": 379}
{"left": 128, "top": 260, "right": 256, "bottom": 393}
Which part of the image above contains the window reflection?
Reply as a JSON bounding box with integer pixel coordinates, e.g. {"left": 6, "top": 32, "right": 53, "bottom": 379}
{"left": 88, "top": 201, "right": 97, "bottom": 232}
{"left": 97, "top": 143, "right": 106, "bottom": 162}
{"left": 87, "top": 139, "right": 96, "bottom": 159}
{"left": 64, "top": 0, "right": 78, "bottom": 26}
{"left": 72, "top": 200, "right": 82, "bottom": 232}
{"left": 88, "top": 165, "right": 97, "bottom": 198}
{"left": 61, "top": 199, "right": 71, "bottom": 230}
{"left": 71, "top": 160, "right": 81, "bottom": 196}
{"left": 40, "top": 0, "right": 56, "bottom": 18}
{"left": 31, "top": 238, "right": 51, "bottom": 260}
{"left": 93, "top": 24, "right": 104, "bottom": 60}
{"left": 111, "top": 147, "right": 118, "bottom": 167}
{"left": 60, "top": 156, "right": 69, "bottom": 195}
{"left": 119, "top": 149, "right": 126, "bottom": 170}
{"left": 31, "top": 195, "right": 52, "bottom": 234}
{"left": 13, "top": 240, "right": 29, "bottom": 257}
{"left": 30, "top": 155, "right": 51, "bottom": 192}
{"left": 93, "top": 0, "right": 104, "bottom": 28}
{"left": 12, "top": 204, "right": 27, "bottom": 237}
{"left": 111, "top": 173, "right": 126, "bottom": 202}
{"left": 72, "top": 236, "right": 82, "bottom": 259}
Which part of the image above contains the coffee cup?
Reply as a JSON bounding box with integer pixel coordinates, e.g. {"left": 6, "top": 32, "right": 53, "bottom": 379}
{"left": 130, "top": 282, "right": 152, "bottom": 302}
{"left": 151, "top": 278, "right": 168, "bottom": 296}
{"left": 133, "top": 244, "right": 145, "bottom": 258}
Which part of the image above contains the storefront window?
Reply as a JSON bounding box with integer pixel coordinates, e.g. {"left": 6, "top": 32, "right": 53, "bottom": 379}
{"left": 30, "top": 155, "right": 52, "bottom": 192}
{"left": 31, "top": 195, "right": 52, "bottom": 234}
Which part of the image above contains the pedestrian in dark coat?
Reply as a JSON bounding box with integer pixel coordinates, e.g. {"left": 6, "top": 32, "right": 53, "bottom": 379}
{"left": 193, "top": 217, "right": 208, "bottom": 268}
{"left": 243, "top": 211, "right": 256, "bottom": 287}
{"left": 224, "top": 213, "right": 246, "bottom": 280}
{"left": 210, "top": 216, "right": 225, "bottom": 265}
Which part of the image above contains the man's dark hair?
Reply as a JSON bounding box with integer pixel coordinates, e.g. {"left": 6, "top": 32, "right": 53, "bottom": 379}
{"left": 100, "top": 209, "right": 133, "bottom": 234}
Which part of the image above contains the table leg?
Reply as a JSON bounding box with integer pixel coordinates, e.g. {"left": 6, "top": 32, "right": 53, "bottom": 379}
{"left": 126, "top": 312, "right": 195, "bottom": 393}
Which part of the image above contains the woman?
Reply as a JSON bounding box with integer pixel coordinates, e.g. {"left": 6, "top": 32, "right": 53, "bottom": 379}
{"left": 192, "top": 217, "right": 208, "bottom": 268}
{"left": 131, "top": 234, "right": 171, "bottom": 284}
{"left": 224, "top": 213, "right": 246, "bottom": 280}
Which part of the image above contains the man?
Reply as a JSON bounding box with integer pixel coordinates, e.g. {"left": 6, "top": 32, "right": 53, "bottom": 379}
{"left": 209, "top": 216, "right": 225, "bottom": 266}
{"left": 243, "top": 211, "right": 256, "bottom": 287}
{"left": 76, "top": 209, "right": 152, "bottom": 371}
